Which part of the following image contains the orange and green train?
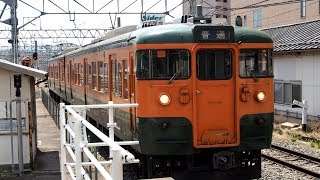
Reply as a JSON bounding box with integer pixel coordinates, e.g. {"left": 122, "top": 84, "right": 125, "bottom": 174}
{"left": 48, "top": 22, "right": 274, "bottom": 179}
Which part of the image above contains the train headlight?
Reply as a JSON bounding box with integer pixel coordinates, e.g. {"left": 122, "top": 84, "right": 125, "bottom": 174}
{"left": 256, "top": 91, "right": 266, "bottom": 102}
{"left": 159, "top": 93, "right": 171, "bottom": 105}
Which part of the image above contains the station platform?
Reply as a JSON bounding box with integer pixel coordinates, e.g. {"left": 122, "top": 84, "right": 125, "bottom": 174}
{"left": 7, "top": 98, "right": 173, "bottom": 180}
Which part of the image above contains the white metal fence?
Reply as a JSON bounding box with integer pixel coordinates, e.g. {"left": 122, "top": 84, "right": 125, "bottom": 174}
{"left": 59, "top": 101, "right": 139, "bottom": 180}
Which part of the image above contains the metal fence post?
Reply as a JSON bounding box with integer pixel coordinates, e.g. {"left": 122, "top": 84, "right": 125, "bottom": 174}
{"left": 108, "top": 101, "right": 114, "bottom": 155}
{"left": 108, "top": 101, "right": 114, "bottom": 141}
{"left": 74, "top": 115, "right": 82, "bottom": 180}
{"left": 111, "top": 147, "right": 123, "bottom": 180}
{"left": 59, "top": 103, "right": 66, "bottom": 180}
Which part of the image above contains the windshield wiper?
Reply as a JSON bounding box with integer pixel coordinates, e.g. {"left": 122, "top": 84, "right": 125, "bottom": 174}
{"left": 168, "top": 67, "right": 184, "bottom": 84}
{"left": 245, "top": 65, "right": 258, "bottom": 82}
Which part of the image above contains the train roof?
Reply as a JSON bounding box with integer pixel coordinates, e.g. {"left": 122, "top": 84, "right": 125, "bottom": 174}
{"left": 49, "top": 23, "right": 273, "bottom": 62}
{"left": 131, "top": 24, "right": 273, "bottom": 44}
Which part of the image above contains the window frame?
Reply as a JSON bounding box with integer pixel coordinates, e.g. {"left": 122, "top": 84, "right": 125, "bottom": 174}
{"left": 253, "top": 9, "right": 262, "bottom": 28}
{"left": 239, "top": 48, "right": 273, "bottom": 79}
{"left": 274, "top": 79, "right": 302, "bottom": 105}
{"left": 98, "top": 61, "right": 104, "bottom": 91}
{"left": 196, "top": 49, "right": 233, "bottom": 80}
{"left": 301, "top": 0, "right": 306, "bottom": 18}
{"left": 136, "top": 49, "right": 191, "bottom": 80}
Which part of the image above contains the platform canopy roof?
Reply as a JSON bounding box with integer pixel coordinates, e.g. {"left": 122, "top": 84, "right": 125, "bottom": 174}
{"left": 262, "top": 20, "right": 320, "bottom": 52}
{"left": 0, "top": 59, "right": 47, "bottom": 79}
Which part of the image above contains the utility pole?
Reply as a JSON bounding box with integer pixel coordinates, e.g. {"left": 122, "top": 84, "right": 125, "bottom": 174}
{"left": 1, "top": 0, "right": 19, "bottom": 63}
{"left": 11, "top": 0, "right": 18, "bottom": 64}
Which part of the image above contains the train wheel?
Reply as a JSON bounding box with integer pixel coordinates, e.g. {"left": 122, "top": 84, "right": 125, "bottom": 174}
{"left": 123, "top": 163, "right": 139, "bottom": 180}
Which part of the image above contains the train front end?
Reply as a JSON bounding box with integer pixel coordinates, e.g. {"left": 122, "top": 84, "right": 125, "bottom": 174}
{"left": 133, "top": 24, "right": 274, "bottom": 178}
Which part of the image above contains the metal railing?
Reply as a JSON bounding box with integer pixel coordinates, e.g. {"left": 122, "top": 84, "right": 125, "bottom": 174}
{"left": 60, "top": 101, "right": 139, "bottom": 180}
{"left": 41, "top": 89, "right": 60, "bottom": 126}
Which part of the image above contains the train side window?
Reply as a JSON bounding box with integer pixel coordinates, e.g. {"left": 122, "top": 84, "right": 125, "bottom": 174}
{"left": 56, "top": 65, "right": 59, "bottom": 79}
{"left": 98, "top": 62, "right": 104, "bottom": 91}
{"left": 67, "top": 64, "right": 70, "bottom": 83}
{"left": 104, "top": 63, "right": 108, "bottom": 92}
{"left": 74, "top": 63, "right": 78, "bottom": 85}
{"left": 80, "top": 64, "right": 84, "bottom": 86}
{"left": 123, "top": 60, "right": 128, "bottom": 99}
{"left": 61, "top": 64, "right": 64, "bottom": 81}
{"left": 92, "top": 62, "right": 97, "bottom": 90}
{"left": 117, "top": 62, "right": 122, "bottom": 97}
{"left": 87, "top": 63, "right": 92, "bottom": 88}
{"left": 112, "top": 60, "right": 116, "bottom": 94}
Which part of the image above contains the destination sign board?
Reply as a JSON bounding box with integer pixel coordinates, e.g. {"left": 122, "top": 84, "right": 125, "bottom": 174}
{"left": 193, "top": 26, "right": 234, "bottom": 43}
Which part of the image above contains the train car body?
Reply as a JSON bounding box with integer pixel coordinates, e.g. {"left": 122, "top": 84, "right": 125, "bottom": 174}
{"left": 48, "top": 22, "right": 274, "bottom": 179}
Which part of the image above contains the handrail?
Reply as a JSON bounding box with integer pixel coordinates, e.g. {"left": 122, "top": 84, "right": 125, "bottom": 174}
{"left": 60, "top": 101, "right": 139, "bottom": 180}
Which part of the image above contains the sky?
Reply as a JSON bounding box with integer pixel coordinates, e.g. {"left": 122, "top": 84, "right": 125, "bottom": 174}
{"left": 0, "top": 0, "right": 184, "bottom": 46}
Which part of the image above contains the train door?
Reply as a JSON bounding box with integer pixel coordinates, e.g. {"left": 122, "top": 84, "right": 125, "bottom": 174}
{"left": 70, "top": 60, "right": 73, "bottom": 100}
{"left": 129, "top": 52, "right": 137, "bottom": 132}
{"left": 194, "top": 46, "right": 237, "bottom": 148}
{"left": 58, "top": 62, "right": 62, "bottom": 93}
{"left": 109, "top": 55, "right": 117, "bottom": 101}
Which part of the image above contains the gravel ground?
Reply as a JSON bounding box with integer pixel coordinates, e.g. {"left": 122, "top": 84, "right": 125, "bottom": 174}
{"left": 259, "top": 129, "right": 320, "bottom": 180}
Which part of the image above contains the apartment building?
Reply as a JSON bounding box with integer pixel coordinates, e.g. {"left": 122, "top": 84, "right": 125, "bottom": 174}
{"left": 183, "top": 0, "right": 231, "bottom": 24}
{"left": 230, "top": 0, "right": 320, "bottom": 28}
{"left": 230, "top": 1, "right": 320, "bottom": 119}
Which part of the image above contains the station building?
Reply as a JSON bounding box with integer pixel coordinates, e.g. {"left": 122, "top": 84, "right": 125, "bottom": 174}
{"left": 0, "top": 59, "right": 47, "bottom": 170}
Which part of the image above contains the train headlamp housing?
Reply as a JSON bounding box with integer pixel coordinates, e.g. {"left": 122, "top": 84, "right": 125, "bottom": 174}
{"left": 159, "top": 93, "right": 171, "bottom": 106}
{"left": 256, "top": 91, "right": 266, "bottom": 102}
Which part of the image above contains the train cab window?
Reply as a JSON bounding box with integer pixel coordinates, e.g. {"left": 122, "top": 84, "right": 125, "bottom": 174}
{"left": 136, "top": 49, "right": 190, "bottom": 80}
{"left": 104, "top": 63, "right": 108, "bottom": 92}
{"left": 196, "top": 50, "right": 232, "bottom": 80}
{"left": 98, "top": 62, "right": 104, "bottom": 91}
{"left": 239, "top": 49, "right": 273, "bottom": 78}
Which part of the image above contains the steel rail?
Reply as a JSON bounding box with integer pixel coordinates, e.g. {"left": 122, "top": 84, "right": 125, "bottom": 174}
{"left": 261, "top": 145, "right": 320, "bottom": 178}
{"left": 271, "top": 144, "right": 320, "bottom": 164}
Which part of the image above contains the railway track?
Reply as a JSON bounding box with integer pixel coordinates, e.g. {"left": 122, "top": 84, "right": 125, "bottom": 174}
{"left": 262, "top": 144, "right": 320, "bottom": 178}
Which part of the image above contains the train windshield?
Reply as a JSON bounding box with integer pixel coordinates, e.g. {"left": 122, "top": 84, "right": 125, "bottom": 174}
{"left": 239, "top": 49, "right": 273, "bottom": 78}
{"left": 136, "top": 49, "right": 190, "bottom": 80}
{"left": 196, "top": 50, "right": 232, "bottom": 80}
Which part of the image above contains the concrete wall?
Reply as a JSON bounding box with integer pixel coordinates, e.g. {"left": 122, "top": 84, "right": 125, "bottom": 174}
{"left": 230, "top": 0, "right": 320, "bottom": 29}
{"left": 274, "top": 51, "right": 320, "bottom": 117}
{"left": 0, "top": 135, "right": 30, "bottom": 165}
